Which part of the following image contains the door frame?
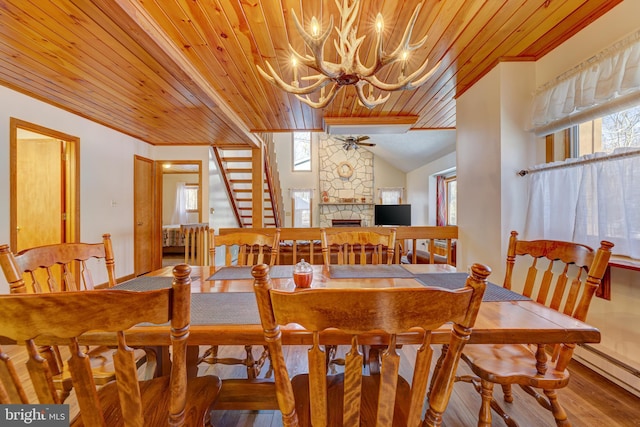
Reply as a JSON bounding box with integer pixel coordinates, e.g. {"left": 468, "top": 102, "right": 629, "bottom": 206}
{"left": 155, "top": 160, "right": 203, "bottom": 264}
{"left": 10, "top": 118, "right": 80, "bottom": 252}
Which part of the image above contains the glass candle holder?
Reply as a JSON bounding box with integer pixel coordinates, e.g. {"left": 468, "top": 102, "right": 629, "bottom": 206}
{"left": 293, "top": 258, "right": 313, "bottom": 288}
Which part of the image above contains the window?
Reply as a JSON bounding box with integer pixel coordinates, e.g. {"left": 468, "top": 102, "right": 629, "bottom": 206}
{"left": 548, "top": 105, "right": 640, "bottom": 159}
{"left": 292, "top": 132, "right": 311, "bottom": 171}
{"left": 378, "top": 187, "right": 403, "bottom": 204}
{"left": 291, "top": 189, "right": 312, "bottom": 227}
{"left": 436, "top": 173, "right": 456, "bottom": 226}
{"left": 531, "top": 103, "right": 640, "bottom": 260}
{"left": 575, "top": 105, "right": 640, "bottom": 157}
{"left": 185, "top": 184, "right": 199, "bottom": 212}
{"left": 445, "top": 176, "right": 457, "bottom": 226}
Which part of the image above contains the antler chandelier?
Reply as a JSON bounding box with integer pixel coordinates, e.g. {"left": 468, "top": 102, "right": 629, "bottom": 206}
{"left": 257, "top": 0, "right": 439, "bottom": 109}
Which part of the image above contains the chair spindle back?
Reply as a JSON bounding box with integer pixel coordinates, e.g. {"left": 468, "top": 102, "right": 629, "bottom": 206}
{"left": 320, "top": 228, "right": 397, "bottom": 265}
{"left": 253, "top": 263, "right": 489, "bottom": 426}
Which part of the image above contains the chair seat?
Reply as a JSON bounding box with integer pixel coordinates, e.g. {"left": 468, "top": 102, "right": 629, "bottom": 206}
{"left": 462, "top": 344, "right": 570, "bottom": 389}
{"left": 291, "top": 373, "right": 411, "bottom": 426}
{"left": 71, "top": 375, "right": 221, "bottom": 426}
{"left": 56, "top": 347, "right": 149, "bottom": 387}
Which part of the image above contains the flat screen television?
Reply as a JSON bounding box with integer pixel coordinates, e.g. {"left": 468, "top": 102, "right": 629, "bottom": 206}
{"left": 374, "top": 204, "right": 412, "bottom": 226}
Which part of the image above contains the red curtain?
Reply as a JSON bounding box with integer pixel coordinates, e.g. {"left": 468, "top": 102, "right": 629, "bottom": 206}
{"left": 436, "top": 176, "right": 446, "bottom": 226}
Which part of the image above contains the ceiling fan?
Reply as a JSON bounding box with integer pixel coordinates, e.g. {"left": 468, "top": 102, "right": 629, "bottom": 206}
{"left": 335, "top": 135, "right": 376, "bottom": 150}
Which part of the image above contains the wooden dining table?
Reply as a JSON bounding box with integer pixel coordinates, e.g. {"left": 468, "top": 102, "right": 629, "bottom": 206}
{"left": 8, "top": 263, "right": 601, "bottom": 410}
{"left": 95, "top": 263, "right": 600, "bottom": 348}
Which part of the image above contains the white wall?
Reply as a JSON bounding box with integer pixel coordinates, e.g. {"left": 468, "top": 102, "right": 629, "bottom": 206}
{"left": 0, "top": 85, "right": 153, "bottom": 291}
{"left": 499, "top": 63, "right": 537, "bottom": 250}
{"left": 373, "top": 155, "right": 406, "bottom": 198}
{"left": 456, "top": 67, "right": 504, "bottom": 276}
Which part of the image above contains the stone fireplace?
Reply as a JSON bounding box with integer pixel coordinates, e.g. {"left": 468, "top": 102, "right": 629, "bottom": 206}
{"left": 318, "top": 135, "right": 374, "bottom": 227}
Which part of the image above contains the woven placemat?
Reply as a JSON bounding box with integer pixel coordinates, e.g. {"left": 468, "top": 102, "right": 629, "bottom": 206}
{"left": 191, "top": 293, "right": 259, "bottom": 325}
{"left": 328, "top": 264, "right": 414, "bottom": 279}
{"left": 136, "top": 292, "right": 260, "bottom": 326}
{"left": 413, "top": 273, "right": 531, "bottom": 302}
{"left": 115, "top": 276, "right": 202, "bottom": 291}
{"left": 207, "top": 265, "right": 293, "bottom": 281}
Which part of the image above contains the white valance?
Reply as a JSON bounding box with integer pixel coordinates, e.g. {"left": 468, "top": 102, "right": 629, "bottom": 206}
{"left": 530, "top": 30, "right": 640, "bottom": 136}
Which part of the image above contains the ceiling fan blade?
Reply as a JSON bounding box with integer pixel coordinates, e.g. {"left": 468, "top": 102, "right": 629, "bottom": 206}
{"left": 356, "top": 142, "right": 376, "bottom": 147}
{"left": 357, "top": 136, "right": 370, "bottom": 142}
{"left": 335, "top": 136, "right": 346, "bottom": 142}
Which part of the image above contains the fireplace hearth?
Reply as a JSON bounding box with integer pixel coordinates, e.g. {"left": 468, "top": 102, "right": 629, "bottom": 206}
{"left": 332, "top": 219, "right": 362, "bottom": 227}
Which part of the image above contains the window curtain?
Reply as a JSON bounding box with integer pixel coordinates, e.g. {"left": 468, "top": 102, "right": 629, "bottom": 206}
{"left": 530, "top": 30, "right": 640, "bottom": 136}
{"left": 171, "top": 182, "right": 189, "bottom": 225}
{"left": 524, "top": 148, "right": 640, "bottom": 258}
{"left": 436, "top": 176, "right": 446, "bottom": 226}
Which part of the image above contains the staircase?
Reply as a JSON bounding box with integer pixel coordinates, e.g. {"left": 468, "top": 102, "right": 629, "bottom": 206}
{"left": 213, "top": 136, "right": 283, "bottom": 228}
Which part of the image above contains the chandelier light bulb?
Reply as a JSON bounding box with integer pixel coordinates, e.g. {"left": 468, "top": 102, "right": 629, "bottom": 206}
{"left": 291, "top": 56, "right": 298, "bottom": 84}
{"left": 375, "top": 14, "right": 384, "bottom": 33}
{"left": 310, "top": 17, "right": 320, "bottom": 37}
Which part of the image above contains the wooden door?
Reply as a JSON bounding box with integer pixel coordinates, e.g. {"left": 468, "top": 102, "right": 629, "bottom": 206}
{"left": 16, "top": 138, "right": 63, "bottom": 251}
{"left": 134, "top": 155, "right": 154, "bottom": 276}
{"left": 10, "top": 119, "right": 79, "bottom": 254}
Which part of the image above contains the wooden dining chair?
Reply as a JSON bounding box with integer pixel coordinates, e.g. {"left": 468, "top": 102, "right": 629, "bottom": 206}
{"left": 457, "top": 231, "right": 613, "bottom": 427}
{"left": 320, "top": 228, "right": 397, "bottom": 265}
{"left": 0, "top": 264, "right": 221, "bottom": 426}
{"left": 0, "top": 234, "right": 116, "bottom": 294}
{"left": 199, "top": 228, "right": 281, "bottom": 379}
{"left": 208, "top": 228, "right": 280, "bottom": 267}
{"left": 320, "top": 227, "right": 398, "bottom": 368}
{"left": 181, "top": 223, "right": 209, "bottom": 266}
{"left": 0, "top": 234, "right": 152, "bottom": 402}
{"left": 252, "top": 262, "right": 490, "bottom": 426}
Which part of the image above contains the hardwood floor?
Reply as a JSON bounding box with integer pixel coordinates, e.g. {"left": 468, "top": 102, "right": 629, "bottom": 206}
{"left": 5, "top": 344, "right": 640, "bottom": 426}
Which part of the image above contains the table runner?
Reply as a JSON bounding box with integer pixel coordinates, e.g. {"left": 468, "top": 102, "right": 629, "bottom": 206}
{"left": 118, "top": 272, "right": 530, "bottom": 327}
{"left": 116, "top": 276, "right": 200, "bottom": 291}
{"left": 328, "top": 264, "right": 414, "bottom": 278}
{"left": 413, "top": 273, "right": 531, "bottom": 302}
{"left": 207, "top": 265, "right": 294, "bottom": 281}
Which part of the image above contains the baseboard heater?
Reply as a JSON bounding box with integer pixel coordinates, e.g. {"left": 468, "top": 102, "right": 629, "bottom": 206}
{"left": 576, "top": 344, "right": 640, "bottom": 397}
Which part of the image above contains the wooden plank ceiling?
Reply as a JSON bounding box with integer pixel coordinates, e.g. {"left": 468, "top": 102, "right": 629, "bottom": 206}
{"left": 0, "top": 0, "right": 621, "bottom": 147}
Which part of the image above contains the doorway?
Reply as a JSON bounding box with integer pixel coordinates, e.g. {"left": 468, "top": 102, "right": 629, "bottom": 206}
{"left": 156, "top": 161, "right": 202, "bottom": 267}
{"left": 10, "top": 118, "right": 79, "bottom": 253}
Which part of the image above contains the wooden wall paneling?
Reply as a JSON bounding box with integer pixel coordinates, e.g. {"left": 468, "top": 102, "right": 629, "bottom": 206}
{"left": 0, "top": 0, "right": 622, "bottom": 139}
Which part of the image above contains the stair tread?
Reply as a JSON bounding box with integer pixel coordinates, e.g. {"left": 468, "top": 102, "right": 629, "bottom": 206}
{"left": 222, "top": 157, "right": 252, "bottom": 162}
